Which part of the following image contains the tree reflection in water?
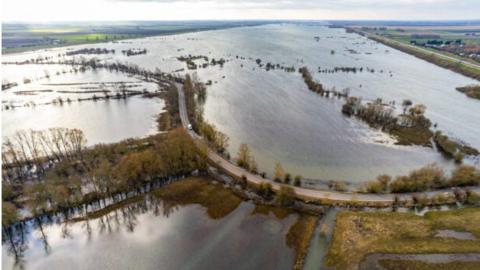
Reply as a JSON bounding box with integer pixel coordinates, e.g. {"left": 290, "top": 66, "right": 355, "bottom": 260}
{"left": 2, "top": 194, "right": 183, "bottom": 268}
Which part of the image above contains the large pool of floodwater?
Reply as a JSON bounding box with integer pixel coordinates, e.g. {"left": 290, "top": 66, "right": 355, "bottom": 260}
{"left": 2, "top": 23, "right": 479, "bottom": 184}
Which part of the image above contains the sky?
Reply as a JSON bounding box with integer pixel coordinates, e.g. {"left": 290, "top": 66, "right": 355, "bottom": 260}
{"left": 2, "top": 0, "right": 480, "bottom": 22}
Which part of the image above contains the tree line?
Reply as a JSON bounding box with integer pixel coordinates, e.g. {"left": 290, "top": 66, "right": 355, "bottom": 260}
{"left": 2, "top": 128, "right": 208, "bottom": 228}
{"left": 365, "top": 164, "right": 480, "bottom": 193}
{"left": 2, "top": 128, "right": 87, "bottom": 182}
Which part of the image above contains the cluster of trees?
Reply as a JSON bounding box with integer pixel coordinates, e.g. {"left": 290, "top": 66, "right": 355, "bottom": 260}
{"left": 434, "top": 131, "right": 479, "bottom": 163}
{"left": 317, "top": 66, "right": 378, "bottom": 74}
{"left": 182, "top": 73, "right": 230, "bottom": 156}
{"left": 235, "top": 146, "right": 304, "bottom": 187}
{"left": 2, "top": 128, "right": 87, "bottom": 182}
{"left": 121, "top": 48, "right": 147, "bottom": 57}
{"left": 299, "top": 67, "right": 349, "bottom": 98}
{"left": 344, "top": 98, "right": 431, "bottom": 130}
{"left": 253, "top": 183, "right": 296, "bottom": 206}
{"left": 365, "top": 164, "right": 480, "bottom": 193}
{"left": 183, "top": 74, "right": 207, "bottom": 132}
{"left": 273, "top": 162, "right": 302, "bottom": 186}
{"left": 342, "top": 97, "right": 436, "bottom": 146}
{"left": 262, "top": 62, "right": 295, "bottom": 72}
{"left": 456, "top": 85, "right": 480, "bottom": 100}
{"left": 177, "top": 55, "right": 209, "bottom": 70}
{"left": 65, "top": 48, "right": 115, "bottom": 56}
{"left": 2, "top": 128, "right": 208, "bottom": 227}
{"left": 199, "top": 122, "right": 229, "bottom": 154}
{"left": 157, "top": 83, "right": 181, "bottom": 131}
{"left": 210, "top": 58, "right": 226, "bottom": 67}
{"left": 2, "top": 80, "right": 18, "bottom": 90}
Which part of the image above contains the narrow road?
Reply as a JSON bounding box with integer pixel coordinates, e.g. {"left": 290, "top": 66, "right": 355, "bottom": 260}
{"left": 177, "top": 87, "right": 479, "bottom": 204}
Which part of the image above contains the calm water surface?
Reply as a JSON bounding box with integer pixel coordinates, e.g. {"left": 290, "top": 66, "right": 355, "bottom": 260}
{"left": 2, "top": 194, "right": 297, "bottom": 270}
{"left": 3, "top": 23, "right": 479, "bottom": 183}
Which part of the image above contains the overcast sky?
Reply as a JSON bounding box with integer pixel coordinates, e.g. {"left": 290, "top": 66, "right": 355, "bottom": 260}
{"left": 2, "top": 0, "right": 480, "bottom": 22}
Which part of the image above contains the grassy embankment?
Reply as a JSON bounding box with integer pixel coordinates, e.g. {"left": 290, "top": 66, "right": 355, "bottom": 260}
{"left": 366, "top": 33, "right": 480, "bottom": 81}
{"left": 326, "top": 208, "right": 480, "bottom": 270}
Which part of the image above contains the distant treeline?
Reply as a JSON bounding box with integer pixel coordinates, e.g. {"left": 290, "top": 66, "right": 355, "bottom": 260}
{"left": 65, "top": 48, "right": 115, "bottom": 56}
{"left": 122, "top": 48, "right": 147, "bottom": 56}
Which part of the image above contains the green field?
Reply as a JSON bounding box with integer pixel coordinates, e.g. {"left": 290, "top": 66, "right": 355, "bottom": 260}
{"left": 2, "top": 21, "right": 266, "bottom": 54}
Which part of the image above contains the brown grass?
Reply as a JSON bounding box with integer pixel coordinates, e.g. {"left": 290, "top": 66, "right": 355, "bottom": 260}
{"left": 379, "top": 260, "right": 480, "bottom": 270}
{"left": 287, "top": 214, "right": 319, "bottom": 270}
{"left": 251, "top": 204, "right": 293, "bottom": 219}
{"left": 326, "top": 208, "right": 480, "bottom": 270}
{"left": 152, "top": 177, "right": 242, "bottom": 219}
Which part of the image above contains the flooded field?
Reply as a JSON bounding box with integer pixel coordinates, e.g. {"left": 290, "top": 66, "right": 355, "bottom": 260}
{"left": 3, "top": 23, "right": 479, "bottom": 184}
{"left": 1, "top": 66, "right": 163, "bottom": 145}
{"left": 1, "top": 179, "right": 300, "bottom": 270}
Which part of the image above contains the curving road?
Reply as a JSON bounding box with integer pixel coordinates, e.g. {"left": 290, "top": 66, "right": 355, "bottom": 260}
{"left": 177, "top": 86, "right": 479, "bottom": 204}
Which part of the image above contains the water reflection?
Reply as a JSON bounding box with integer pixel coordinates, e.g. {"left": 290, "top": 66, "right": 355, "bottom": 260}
{"left": 2, "top": 193, "right": 297, "bottom": 270}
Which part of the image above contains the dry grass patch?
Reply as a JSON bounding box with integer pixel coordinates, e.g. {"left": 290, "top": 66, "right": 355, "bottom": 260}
{"left": 379, "top": 260, "right": 480, "bottom": 270}
{"left": 287, "top": 214, "right": 318, "bottom": 270}
{"left": 326, "top": 208, "right": 480, "bottom": 270}
{"left": 251, "top": 204, "right": 293, "bottom": 219}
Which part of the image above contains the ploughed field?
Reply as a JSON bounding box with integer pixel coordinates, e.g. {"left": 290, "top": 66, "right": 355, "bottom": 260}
{"left": 2, "top": 23, "right": 479, "bottom": 186}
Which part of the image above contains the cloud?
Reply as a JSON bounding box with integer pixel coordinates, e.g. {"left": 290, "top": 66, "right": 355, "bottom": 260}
{"left": 106, "top": 0, "right": 480, "bottom": 15}
{"left": 2, "top": 0, "right": 479, "bottom": 21}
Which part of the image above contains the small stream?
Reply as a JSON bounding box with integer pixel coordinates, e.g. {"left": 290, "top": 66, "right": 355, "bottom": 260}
{"left": 303, "top": 208, "right": 339, "bottom": 270}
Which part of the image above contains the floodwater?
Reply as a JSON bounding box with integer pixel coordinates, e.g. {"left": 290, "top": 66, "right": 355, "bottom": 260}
{"left": 2, "top": 23, "right": 479, "bottom": 184}
{"left": 303, "top": 208, "right": 339, "bottom": 270}
{"left": 1, "top": 67, "right": 164, "bottom": 146}
{"left": 2, "top": 191, "right": 298, "bottom": 270}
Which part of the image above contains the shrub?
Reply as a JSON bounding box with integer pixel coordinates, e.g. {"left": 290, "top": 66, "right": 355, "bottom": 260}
{"left": 284, "top": 173, "right": 291, "bottom": 184}
{"left": 366, "top": 181, "right": 383, "bottom": 193}
{"left": 274, "top": 162, "right": 285, "bottom": 182}
{"left": 276, "top": 186, "right": 296, "bottom": 206}
{"left": 256, "top": 182, "right": 273, "bottom": 200}
{"left": 390, "top": 164, "right": 445, "bottom": 193}
{"left": 466, "top": 190, "right": 480, "bottom": 205}
{"left": 449, "top": 165, "right": 480, "bottom": 187}
{"left": 294, "top": 175, "right": 302, "bottom": 187}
